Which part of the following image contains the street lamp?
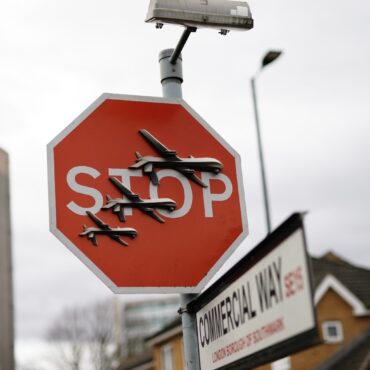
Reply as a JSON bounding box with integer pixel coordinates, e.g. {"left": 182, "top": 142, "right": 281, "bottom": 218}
{"left": 251, "top": 50, "right": 282, "bottom": 234}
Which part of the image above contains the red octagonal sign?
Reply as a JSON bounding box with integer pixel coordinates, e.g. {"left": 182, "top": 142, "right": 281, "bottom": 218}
{"left": 48, "top": 94, "right": 248, "bottom": 293}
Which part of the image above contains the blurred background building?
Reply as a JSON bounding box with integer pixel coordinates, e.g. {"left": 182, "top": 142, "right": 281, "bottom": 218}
{"left": 122, "top": 296, "right": 180, "bottom": 359}
{"left": 0, "top": 148, "right": 14, "bottom": 370}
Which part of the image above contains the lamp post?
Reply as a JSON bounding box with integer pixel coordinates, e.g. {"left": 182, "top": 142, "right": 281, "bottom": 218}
{"left": 251, "top": 50, "right": 282, "bottom": 235}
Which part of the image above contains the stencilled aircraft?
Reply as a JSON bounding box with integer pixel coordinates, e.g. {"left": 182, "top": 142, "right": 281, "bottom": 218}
{"left": 129, "top": 129, "right": 223, "bottom": 188}
{"left": 79, "top": 211, "right": 138, "bottom": 246}
{"left": 102, "top": 176, "right": 177, "bottom": 223}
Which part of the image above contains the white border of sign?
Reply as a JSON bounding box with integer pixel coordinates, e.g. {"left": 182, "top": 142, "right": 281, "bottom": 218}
{"left": 188, "top": 213, "right": 319, "bottom": 369}
{"left": 47, "top": 93, "right": 249, "bottom": 294}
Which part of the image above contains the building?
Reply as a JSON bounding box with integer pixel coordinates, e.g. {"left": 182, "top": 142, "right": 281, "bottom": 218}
{"left": 145, "top": 317, "right": 183, "bottom": 370}
{"left": 122, "top": 296, "right": 180, "bottom": 358}
{"left": 314, "top": 326, "right": 370, "bottom": 370}
{"left": 255, "top": 251, "right": 370, "bottom": 370}
{"left": 0, "top": 149, "right": 14, "bottom": 370}
{"left": 118, "top": 350, "right": 154, "bottom": 370}
{"left": 118, "top": 251, "right": 370, "bottom": 370}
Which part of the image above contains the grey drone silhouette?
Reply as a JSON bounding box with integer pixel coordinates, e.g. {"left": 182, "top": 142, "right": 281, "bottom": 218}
{"left": 102, "top": 177, "right": 177, "bottom": 223}
{"left": 129, "top": 129, "right": 223, "bottom": 188}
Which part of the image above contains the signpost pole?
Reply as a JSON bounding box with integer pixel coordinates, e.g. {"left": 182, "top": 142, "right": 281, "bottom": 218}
{"left": 158, "top": 48, "right": 201, "bottom": 370}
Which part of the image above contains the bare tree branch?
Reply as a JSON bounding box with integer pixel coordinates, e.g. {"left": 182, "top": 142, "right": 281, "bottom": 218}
{"left": 85, "top": 301, "right": 116, "bottom": 370}
{"left": 46, "top": 306, "right": 86, "bottom": 370}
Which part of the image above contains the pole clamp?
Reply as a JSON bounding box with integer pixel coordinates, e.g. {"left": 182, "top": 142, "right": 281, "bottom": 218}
{"left": 178, "top": 306, "right": 188, "bottom": 315}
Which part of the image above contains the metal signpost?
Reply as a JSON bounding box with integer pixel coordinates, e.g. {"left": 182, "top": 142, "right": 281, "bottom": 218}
{"left": 151, "top": 2, "right": 253, "bottom": 364}
{"left": 188, "top": 213, "right": 320, "bottom": 369}
{"left": 158, "top": 48, "right": 199, "bottom": 369}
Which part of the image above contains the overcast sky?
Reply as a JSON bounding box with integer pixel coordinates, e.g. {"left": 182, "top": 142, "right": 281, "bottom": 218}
{"left": 1, "top": 0, "right": 370, "bottom": 367}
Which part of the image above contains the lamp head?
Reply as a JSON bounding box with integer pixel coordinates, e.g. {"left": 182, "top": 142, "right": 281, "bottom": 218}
{"left": 261, "top": 51, "right": 282, "bottom": 68}
{"left": 146, "top": 0, "right": 254, "bottom": 33}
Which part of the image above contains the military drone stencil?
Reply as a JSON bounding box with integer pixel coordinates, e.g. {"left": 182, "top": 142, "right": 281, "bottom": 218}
{"left": 80, "top": 211, "right": 138, "bottom": 246}
{"left": 102, "top": 177, "right": 177, "bottom": 223}
{"left": 129, "top": 129, "right": 223, "bottom": 188}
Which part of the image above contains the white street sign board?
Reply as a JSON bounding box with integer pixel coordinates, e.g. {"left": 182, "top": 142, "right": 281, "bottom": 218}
{"left": 188, "top": 213, "right": 319, "bottom": 370}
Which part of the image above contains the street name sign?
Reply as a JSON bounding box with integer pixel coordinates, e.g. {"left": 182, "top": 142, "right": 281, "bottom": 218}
{"left": 47, "top": 94, "right": 248, "bottom": 293}
{"left": 188, "top": 213, "right": 319, "bottom": 369}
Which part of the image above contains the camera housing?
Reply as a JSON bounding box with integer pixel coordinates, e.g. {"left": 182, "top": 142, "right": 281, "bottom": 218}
{"left": 146, "top": 0, "right": 254, "bottom": 32}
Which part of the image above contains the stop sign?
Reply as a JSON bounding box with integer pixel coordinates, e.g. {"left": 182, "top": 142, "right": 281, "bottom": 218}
{"left": 48, "top": 94, "right": 248, "bottom": 293}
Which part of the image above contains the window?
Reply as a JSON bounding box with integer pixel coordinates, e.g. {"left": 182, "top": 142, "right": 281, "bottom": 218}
{"left": 271, "top": 357, "right": 291, "bottom": 370}
{"left": 322, "top": 321, "right": 343, "bottom": 343}
{"left": 161, "top": 344, "right": 174, "bottom": 370}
